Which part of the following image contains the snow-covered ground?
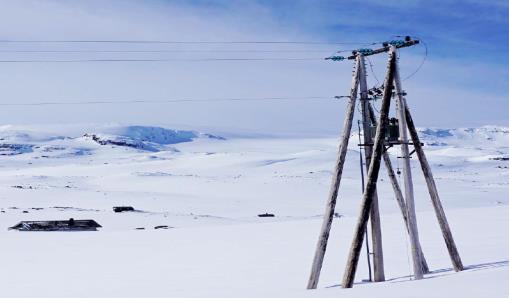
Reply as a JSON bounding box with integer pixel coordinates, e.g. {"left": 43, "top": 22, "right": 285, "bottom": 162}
{"left": 0, "top": 125, "right": 507, "bottom": 297}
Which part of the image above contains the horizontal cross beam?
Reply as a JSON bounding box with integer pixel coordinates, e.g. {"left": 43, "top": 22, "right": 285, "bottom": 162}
{"left": 347, "top": 40, "right": 419, "bottom": 60}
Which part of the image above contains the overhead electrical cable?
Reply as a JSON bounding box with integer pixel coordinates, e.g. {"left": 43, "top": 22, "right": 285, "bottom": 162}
{"left": 0, "top": 58, "right": 323, "bottom": 63}
{"left": 402, "top": 39, "right": 427, "bottom": 81}
{"left": 0, "top": 49, "right": 335, "bottom": 53}
{"left": 391, "top": 35, "right": 428, "bottom": 81}
{"left": 0, "top": 39, "right": 381, "bottom": 45}
{"left": 0, "top": 96, "right": 341, "bottom": 107}
{"left": 366, "top": 57, "right": 380, "bottom": 85}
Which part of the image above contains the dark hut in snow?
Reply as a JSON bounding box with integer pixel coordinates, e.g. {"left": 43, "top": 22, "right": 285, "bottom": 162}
{"left": 9, "top": 218, "right": 102, "bottom": 231}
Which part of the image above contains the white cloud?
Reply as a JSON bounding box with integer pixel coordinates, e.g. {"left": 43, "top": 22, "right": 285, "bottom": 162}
{"left": 0, "top": 0, "right": 505, "bottom": 134}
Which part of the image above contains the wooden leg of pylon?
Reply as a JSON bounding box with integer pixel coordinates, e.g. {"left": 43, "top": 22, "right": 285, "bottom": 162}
{"left": 341, "top": 48, "right": 396, "bottom": 289}
{"left": 392, "top": 53, "right": 425, "bottom": 280}
{"left": 367, "top": 103, "right": 429, "bottom": 273}
{"left": 382, "top": 151, "right": 430, "bottom": 273}
{"left": 306, "top": 57, "right": 361, "bottom": 290}
{"left": 358, "top": 54, "right": 385, "bottom": 282}
{"left": 404, "top": 104, "right": 464, "bottom": 272}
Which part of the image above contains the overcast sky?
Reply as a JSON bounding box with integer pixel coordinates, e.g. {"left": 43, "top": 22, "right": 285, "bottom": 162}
{"left": 0, "top": 0, "right": 507, "bottom": 135}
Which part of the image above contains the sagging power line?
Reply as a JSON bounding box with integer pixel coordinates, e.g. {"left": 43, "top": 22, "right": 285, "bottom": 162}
{"left": 0, "top": 96, "right": 342, "bottom": 107}
{"left": 0, "top": 39, "right": 381, "bottom": 45}
{"left": 0, "top": 49, "right": 335, "bottom": 53}
{"left": 0, "top": 58, "right": 323, "bottom": 63}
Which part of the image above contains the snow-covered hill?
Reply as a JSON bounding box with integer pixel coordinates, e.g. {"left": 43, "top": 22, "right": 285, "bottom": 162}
{"left": 0, "top": 125, "right": 224, "bottom": 156}
{"left": 0, "top": 124, "right": 507, "bottom": 298}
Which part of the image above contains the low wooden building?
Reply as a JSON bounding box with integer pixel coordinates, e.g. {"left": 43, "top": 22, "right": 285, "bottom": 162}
{"left": 9, "top": 218, "right": 102, "bottom": 231}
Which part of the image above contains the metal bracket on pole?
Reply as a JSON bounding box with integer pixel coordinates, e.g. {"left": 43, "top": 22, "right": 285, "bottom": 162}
{"left": 347, "top": 38, "right": 419, "bottom": 60}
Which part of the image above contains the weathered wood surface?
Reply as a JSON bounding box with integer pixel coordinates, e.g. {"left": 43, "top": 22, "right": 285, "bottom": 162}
{"left": 356, "top": 120, "right": 373, "bottom": 282}
{"left": 307, "top": 57, "right": 361, "bottom": 290}
{"left": 393, "top": 51, "right": 424, "bottom": 279}
{"left": 404, "top": 105, "right": 464, "bottom": 272}
{"left": 358, "top": 54, "right": 385, "bottom": 282}
{"left": 341, "top": 49, "right": 396, "bottom": 288}
{"left": 367, "top": 103, "right": 429, "bottom": 273}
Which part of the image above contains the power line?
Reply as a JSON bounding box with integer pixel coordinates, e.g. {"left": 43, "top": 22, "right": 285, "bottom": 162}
{"left": 366, "top": 57, "right": 380, "bottom": 85}
{"left": 0, "top": 58, "right": 323, "bottom": 63}
{"left": 0, "top": 49, "right": 333, "bottom": 53}
{"left": 391, "top": 35, "right": 428, "bottom": 81}
{"left": 0, "top": 40, "right": 380, "bottom": 45}
{"left": 402, "top": 39, "right": 428, "bottom": 81}
{"left": 0, "top": 96, "right": 338, "bottom": 107}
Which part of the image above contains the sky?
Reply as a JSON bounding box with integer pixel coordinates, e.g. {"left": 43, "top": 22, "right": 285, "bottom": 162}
{"left": 0, "top": 0, "right": 507, "bottom": 135}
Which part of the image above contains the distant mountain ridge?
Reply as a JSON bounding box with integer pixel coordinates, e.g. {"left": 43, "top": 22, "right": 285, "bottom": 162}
{"left": 0, "top": 125, "right": 507, "bottom": 157}
{"left": 0, "top": 125, "right": 226, "bottom": 156}
{"left": 417, "top": 126, "right": 509, "bottom": 147}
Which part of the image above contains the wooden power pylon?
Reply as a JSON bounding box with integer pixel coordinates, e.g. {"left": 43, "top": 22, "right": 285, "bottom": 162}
{"left": 307, "top": 37, "right": 464, "bottom": 290}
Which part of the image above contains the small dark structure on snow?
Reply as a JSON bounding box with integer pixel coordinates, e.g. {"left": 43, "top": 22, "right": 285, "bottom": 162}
{"left": 258, "top": 213, "right": 275, "bottom": 218}
{"left": 113, "top": 206, "right": 135, "bottom": 213}
{"left": 9, "top": 218, "right": 102, "bottom": 231}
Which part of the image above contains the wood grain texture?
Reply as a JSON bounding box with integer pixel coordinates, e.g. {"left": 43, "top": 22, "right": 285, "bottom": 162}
{"left": 358, "top": 54, "right": 385, "bottom": 282}
{"left": 341, "top": 49, "right": 396, "bottom": 288}
{"left": 393, "top": 52, "right": 424, "bottom": 279}
{"left": 307, "top": 57, "right": 361, "bottom": 289}
{"left": 367, "top": 103, "right": 429, "bottom": 273}
{"left": 404, "top": 104, "right": 464, "bottom": 272}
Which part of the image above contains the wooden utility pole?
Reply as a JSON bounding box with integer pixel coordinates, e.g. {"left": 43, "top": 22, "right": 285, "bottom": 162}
{"left": 358, "top": 54, "right": 385, "bottom": 282}
{"left": 367, "top": 104, "right": 430, "bottom": 273}
{"left": 307, "top": 57, "right": 361, "bottom": 289}
{"left": 404, "top": 105, "right": 464, "bottom": 272}
{"left": 393, "top": 48, "right": 425, "bottom": 279}
{"left": 341, "top": 48, "right": 396, "bottom": 288}
{"left": 356, "top": 120, "right": 373, "bottom": 282}
{"left": 309, "top": 36, "right": 462, "bottom": 290}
